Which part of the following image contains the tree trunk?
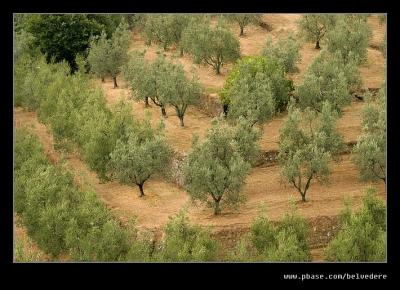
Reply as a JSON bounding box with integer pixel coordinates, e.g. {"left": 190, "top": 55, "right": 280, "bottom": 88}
{"left": 180, "top": 47, "right": 184, "bottom": 57}
{"left": 315, "top": 40, "right": 320, "bottom": 49}
{"left": 240, "top": 26, "right": 244, "bottom": 36}
{"left": 113, "top": 76, "right": 118, "bottom": 88}
{"left": 216, "top": 63, "right": 221, "bottom": 75}
{"left": 179, "top": 115, "right": 184, "bottom": 127}
{"left": 222, "top": 104, "right": 229, "bottom": 117}
{"left": 101, "top": 77, "right": 105, "bottom": 83}
{"left": 213, "top": 200, "right": 221, "bottom": 215}
{"left": 138, "top": 183, "right": 145, "bottom": 197}
{"left": 145, "top": 97, "right": 149, "bottom": 107}
{"left": 301, "top": 192, "right": 306, "bottom": 202}
{"left": 161, "top": 106, "right": 167, "bottom": 118}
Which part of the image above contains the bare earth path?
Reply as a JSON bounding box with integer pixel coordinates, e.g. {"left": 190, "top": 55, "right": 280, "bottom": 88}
{"left": 14, "top": 108, "right": 385, "bottom": 232}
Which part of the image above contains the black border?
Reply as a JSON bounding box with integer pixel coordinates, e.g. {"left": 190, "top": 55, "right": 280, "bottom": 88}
{"left": 1, "top": 0, "right": 399, "bottom": 285}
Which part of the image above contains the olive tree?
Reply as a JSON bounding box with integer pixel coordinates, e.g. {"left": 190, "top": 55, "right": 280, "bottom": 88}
{"left": 181, "top": 20, "right": 240, "bottom": 74}
{"left": 352, "top": 87, "right": 386, "bottom": 184}
{"left": 184, "top": 119, "right": 252, "bottom": 215}
{"left": 220, "top": 56, "right": 292, "bottom": 121}
{"left": 156, "top": 210, "right": 218, "bottom": 261}
{"left": 87, "top": 31, "right": 109, "bottom": 82}
{"left": 278, "top": 101, "right": 344, "bottom": 202}
{"left": 227, "top": 71, "right": 276, "bottom": 127}
{"left": 122, "top": 53, "right": 171, "bottom": 117}
{"left": 262, "top": 33, "right": 301, "bottom": 73}
{"left": 296, "top": 51, "right": 354, "bottom": 113}
{"left": 325, "top": 15, "right": 372, "bottom": 64}
{"left": 142, "top": 14, "right": 190, "bottom": 54}
{"left": 224, "top": 14, "right": 262, "bottom": 36}
{"left": 298, "top": 14, "right": 337, "bottom": 49}
{"left": 87, "top": 20, "right": 131, "bottom": 88}
{"left": 158, "top": 62, "right": 202, "bottom": 126}
{"left": 325, "top": 188, "right": 386, "bottom": 262}
{"left": 109, "top": 117, "right": 172, "bottom": 197}
{"left": 228, "top": 204, "right": 311, "bottom": 262}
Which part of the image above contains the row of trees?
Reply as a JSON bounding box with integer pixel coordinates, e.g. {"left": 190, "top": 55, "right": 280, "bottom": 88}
{"left": 14, "top": 14, "right": 136, "bottom": 71}
{"left": 14, "top": 128, "right": 218, "bottom": 262}
{"left": 14, "top": 52, "right": 173, "bottom": 196}
{"left": 15, "top": 127, "right": 385, "bottom": 262}
{"left": 122, "top": 52, "right": 202, "bottom": 125}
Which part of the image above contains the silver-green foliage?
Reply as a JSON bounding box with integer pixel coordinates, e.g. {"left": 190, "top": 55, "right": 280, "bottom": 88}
{"left": 87, "top": 20, "right": 130, "bottom": 87}
{"left": 325, "top": 188, "right": 386, "bottom": 261}
{"left": 14, "top": 129, "right": 134, "bottom": 261}
{"left": 298, "top": 14, "right": 337, "bottom": 49}
{"left": 156, "top": 59, "right": 202, "bottom": 126}
{"left": 109, "top": 116, "right": 172, "bottom": 197}
{"left": 142, "top": 14, "right": 191, "bottom": 52}
{"left": 156, "top": 210, "right": 218, "bottom": 262}
{"left": 352, "top": 87, "right": 386, "bottom": 183}
{"left": 296, "top": 51, "right": 358, "bottom": 113}
{"left": 278, "top": 101, "right": 344, "bottom": 202}
{"left": 228, "top": 206, "right": 311, "bottom": 262}
{"left": 224, "top": 14, "right": 262, "bottom": 36}
{"left": 184, "top": 119, "right": 254, "bottom": 214}
{"left": 181, "top": 19, "right": 240, "bottom": 74}
{"left": 262, "top": 33, "right": 301, "bottom": 73}
{"left": 325, "top": 15, "right": 372, "bottom": 64}
{"left": 123, "top": 53, "right": 171, "bottom": 117}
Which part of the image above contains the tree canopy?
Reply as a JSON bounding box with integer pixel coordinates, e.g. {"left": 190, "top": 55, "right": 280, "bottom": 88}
{"left": 109, "top": 116, "right": 172, "bottom": 197}
{"left": 262, "top": 32, "right": 301, "bottom": 73}
{"left": 184, "top": 119, "right": 253, "bottom": 214}
{"left": 224, "top": 14, "right": 262, "bottom": 36}
{"left": 325, "top": 189, "right": 386, "bottom": 261}
{"left": 278, "top": 101, "right": 344, "bottom": 202}
{"left": 220, "top": 56, "right": 292, "bottom": 122}
{"left": 87, "top": 20, "right": 131, "bottom": 88}
{"left": 298, "top": 14, "right": 337, "bottom": 49}
{"left": 352, "top": 87, "right": 386, "bottom": 184}
{"left": 181, "top": 19, "right": 240, "bottom": 74}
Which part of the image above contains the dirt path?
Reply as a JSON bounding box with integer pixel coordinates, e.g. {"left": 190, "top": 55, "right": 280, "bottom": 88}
{"left": 14, "top": 107, "right": 385, "bottom": 230}
{"left": 14, "top": 107, "right": 190, "bottom": 231}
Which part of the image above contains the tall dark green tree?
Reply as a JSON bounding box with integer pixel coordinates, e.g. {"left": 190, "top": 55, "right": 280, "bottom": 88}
{"left": 23, "top": 14, "right": 104, "bottom": 71}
